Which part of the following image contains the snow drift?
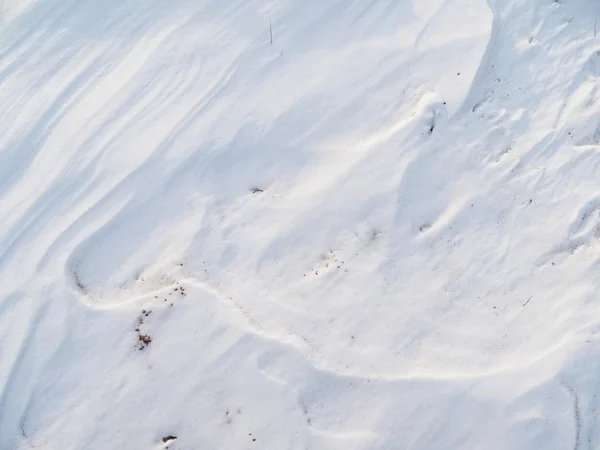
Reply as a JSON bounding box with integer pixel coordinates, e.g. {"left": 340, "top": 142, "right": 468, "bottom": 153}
{"left": 1, "top": 0, "right": 600, "bottom": 449}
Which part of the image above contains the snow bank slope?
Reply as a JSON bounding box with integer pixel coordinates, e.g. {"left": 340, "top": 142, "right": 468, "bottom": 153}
{"left": 3, "top": 0, "right": 600, "bottom": 448}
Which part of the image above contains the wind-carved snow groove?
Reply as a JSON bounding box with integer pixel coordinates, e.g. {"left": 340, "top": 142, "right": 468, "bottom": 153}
{"left": 0, "top": 297, "right": 58, "bottom": 450}
{"left": 564, "top": 385, "right": 582, "bottom": 450}
{"left": 535, "top": 196, "right": 600, "bottom": 267}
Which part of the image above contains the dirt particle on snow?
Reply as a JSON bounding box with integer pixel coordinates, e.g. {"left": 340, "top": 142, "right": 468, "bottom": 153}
{"left": 73, "top": 270, "right": 88, "bottom": 294}
{"left": 419, "top": 223, "right": 432, "bottom": 233}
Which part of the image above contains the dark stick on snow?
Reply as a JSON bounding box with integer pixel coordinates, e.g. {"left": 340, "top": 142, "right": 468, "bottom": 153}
{"left": 270, "top": 21, "right": 273, "bottom": 44}
{"left": 523, "top": 295, "right": 532, "bottom": 307}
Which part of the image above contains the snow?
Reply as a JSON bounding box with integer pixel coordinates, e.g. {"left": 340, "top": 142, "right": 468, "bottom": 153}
{"left": 1, "top": 0, "right": 600, "bottom": 448}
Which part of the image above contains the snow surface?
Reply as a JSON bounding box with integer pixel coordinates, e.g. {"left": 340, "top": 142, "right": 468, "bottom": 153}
{"left": 1, "top": 0, "right": 600, "bottom": 448}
